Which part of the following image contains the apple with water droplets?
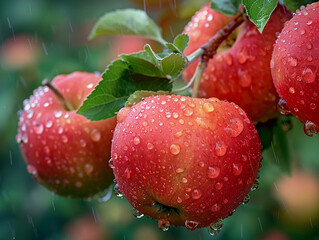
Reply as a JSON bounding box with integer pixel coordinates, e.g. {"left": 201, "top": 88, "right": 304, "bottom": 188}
{"left": 16, "top": 72, "right": 116, "bottom": 198}
{"left": 271, "top": 2, "right": 319, "bottom": 136}
{"left": 183, "top": 4, "right": 292, "bottom": 122}
{"left": 111, "top": 95, "right": 262, "bottom": 230}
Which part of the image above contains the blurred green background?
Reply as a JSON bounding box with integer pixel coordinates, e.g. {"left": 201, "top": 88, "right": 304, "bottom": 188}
{"left": 1, "top": 0, "right": 319, "bottom": 239}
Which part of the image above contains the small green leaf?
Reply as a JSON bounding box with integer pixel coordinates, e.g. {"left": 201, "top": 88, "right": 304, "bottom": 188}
{"left": 90, "top": 9, "right": 167, "bottom": 45}
{"left": 243, "top": 0, "right": 278, "bottom": 33}
{"left": 161, "top": 53, "right": 186, "bottom": 79}
{"left": 77, "top": 59, "right": 173, "bottom": 121}
{"left": 120, "top": 50, "right": 165, "bottom": 77}
{"left": 281, "top": 0, "right": 315, "bottom": 12}
{"left": 173, "top": 34, "right": 189, "bottom": 53}
{"left": 211, "top": 0, "right": 241, "bottom": 16}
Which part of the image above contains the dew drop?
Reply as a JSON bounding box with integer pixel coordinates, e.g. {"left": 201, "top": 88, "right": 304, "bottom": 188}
{"left": 225, "top": 54, "right": 233, "bottom": 66}
{"left": 237, "top": 47, "right": 248, "bottom": 64}
{"left": 232, "top": 163, "right": 243, "bottom": 176}
{"left": 239, "top": 71, "right": 252, "bottom": 88}
{"left": 215, "top": 182, "right": 223, "bottom": 190}
{"left": 61, "top": 135, "right": 68, "bottom": 143}
{"left": 54, "top": 110, "right": 62, "bottom": 118}
{"left": 176, "top": 168, "right": 184, "bottom": 174}
{"left": 242, "top": 194, "right": 250, "bottom": 204}
{"left": 170, "top": 144, "right": 181, "bottom": 155}
{"left": 109, "top": 158, "right": 114, "bottom": 168}
{"left": 45, "top": 119, "right": 53, "bottom": 128}
{"left": 32, "top": 121, "right": 44, "bottom": 134}
{"left": 86, "top": 83, "right": 94, "bottom": 89}
{"left": 208, "top": 166, "right": 220, "bottom": 179}
{"left": 124, "top": 168, "right": 131, "bottom": 179}
{"left": 302, "top": 66, "right": 317, "bottom": 83}
{"left": 90, "top": 129, "right": 101, "bottom": 142}
{"left": 84, "top": 163, "right": 94, "bottom": 174}
{"left": 208, "top": 219, "right": 224, "bottom": 236}
{"left": 192, "top": 189, "right": 202, "bottom": 199}
{"left": 288, "top": 57, "right": 297, "bottom": 67}
{"left": 80, "top": 139, "right": 86, "bottom": 147}
{"left": 114, "top": 184, "right": 123, "bottom": 198}
{"left": 158, "top": 219, "right": 170, "bottom": 231}
{"left": 251, "top": 179, "right": 260, "bottom": 191}
{"left": 225, "top": 118, "right": 244, "bottom": 137}
{"left": 211, "top": 203, "right": 221, "bottom": 212}
{"left": 27, "top": 164, "right": 37, "bottom": 176}
{"left": 304, "top": 120, "right": 319, "bottom": 136}
{"left": 26, "top": 109, "right": 34, "bottom": 119}
{"left": 202, "top": 102, "right": 214, "bottom": 113}
{"left": 215, "top": 141, "right": 227, "bottom": 156}
{"left": 22, "top": 133, "right": 28, "bottom": 143}
{"left": 133, "top": 137, "right": 141, "bottom": 145}
{"left": 185, "top": 220, "right": 199, "bottom": 230}
{"left": 277, "top": 99, "right": 291, "bottom": 115}
{"left": 132, "top": 208, "right": 144, "bottom": 218}
{"left": 183, "top": 108, "right": 193, "bottom": 117}
{"left": 147, "top": 142, "right": 154, "bottom": 150}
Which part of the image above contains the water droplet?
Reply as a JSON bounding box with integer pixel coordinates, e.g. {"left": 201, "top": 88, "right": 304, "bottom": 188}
{"left": 176, "top": 168, "right": 184, "bottom": 174}
{"left": 242, "top": 194, "right": 250, "bottom": 204}
{"left": 147, "top": 142, "right": 154, "bottom": 150}
{"left": 232, "top": 163, "right": 243, "bottom": 176}
{"left": 251, "top": 179, "right": 260, "bottom": 191}
{"left": 202, "top": 102, "right": 214, "bottom": 113}
{"left": 86, "top": 83, "right": 94, "bottom": 89}
{"left": 133, "top": 137, "right": 140, "bottom": 145}
{"left": 288, "top": 57, "right": 297, "bottom": 67}
{"left": 114, "top": 184, "right": 123, "bottom": 198}
{"left": 44, "top": 146, "right": 50, "bottom": 155}
{"left": 207, "top": 166, "right": 220, "bottom": 179}
{"left": 54, "top": 110, "right": 62, "bottom": 118}
{"left": 215, "top": 141, "right": 227, "bottom": 156}
{"left": 302, "top": 66, "right": 316, "bottom": 83}
{"left": 61, "top": 135, "right": 68, "bottom": 143}
{"left": 26, "top": 109, "right": 34, "bottom": 119}
{"left": 27, "top": 164, "right": 37, "bottom": 176}
{"left": 80, "top": 139, "right": 86, "bottom": 147}
{"left": 117, "top": 107, "right": 131, "bottom": 123}
{"left": 182, "top": 177, "right": 188, "bottom": 183}
{"left": 289, "top": 87, "right": 295, "bottom": 94}
{"left": 158, "top": 219, "right": 170, "bottom": 231}
{"left": 237, "top": 47, "right": 248, "bottom": 64}
{"left": 208, "top": 219, "right": 224, "bottom": 236}
{"left": 192, "top": 189, "right": 202, "bottom": 199}
{"left": 239, "top": 71, "right": 252, "bottom": 87}
{"left": 132, "top": 208, "right": 144, "bottom": 218}
{"left": 225, "top": 54, "right": 233, "bottom": 66}
{"left": 183, "top": 108, "right": 193, "bottom": 116}
{"left": 22, "top": 133, "right": 28, "bottom": 143}
{"left": 225, "top": 118, "right": 244, "bottom": 137}
{"left": 170, "top": 144, "right": 181, "bottom": 155}
{"left": 215, "top": 182, "right": 223, "bottom": 190}
{"left": 109, "top": 158, "right": 114, "bottom": 168}
{"left": 310, "top": 103, "right": 316, "bottom": 110}
{"left": 185, "top": 220, "right": 199, "bottom": 230}
{"left": 32, "top": 121, "right": 44, "bottom": 134}
{"left": 307, "top": 43, "right": 313, "bottom": 50}
{"left": 124, "top": 168, "right": 131, "bottom": 179}
{"left": 211, "top": 203, "right": 221, "bottom": 212}
{"left": 45, "top": 119, "right": 53, "bottom": 128}
{"left": 90, "top": 129, "right": 101, "bottom": 142}
{"left": 277, "top": 99, "right": 290, "bottom": 115}
{"left": 304, "top": 120, "right": 319, "bottom": 136}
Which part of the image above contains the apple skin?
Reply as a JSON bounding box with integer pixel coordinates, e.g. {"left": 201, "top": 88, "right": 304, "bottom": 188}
{"left": 17, "top": 72, "right": 117, "bottom": 198}
{"left": 183, "top": 4, "right": 292, "bottom": 122}
{"left": 271, "top": 3, "right": 319, "bottom": 129}
{"left": 111, "top": 95, "right": 262, "bottom": 229}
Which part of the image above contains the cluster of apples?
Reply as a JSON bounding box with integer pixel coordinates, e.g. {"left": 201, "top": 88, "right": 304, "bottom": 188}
{"left": 16, "top": 2, "right": 319, "bottom": 233}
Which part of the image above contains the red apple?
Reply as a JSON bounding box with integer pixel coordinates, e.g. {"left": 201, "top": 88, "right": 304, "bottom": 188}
{"left": 271, "top": 2, "right": 319, "bottom": 136}
{"left": 111, "top": 95, "right": 262, "bottom": 230}
{"left": 17, "top": 72, "right": 116, "bottom": 198}
{"left": 183, "top": 4, "right": 292, "bottom": 122}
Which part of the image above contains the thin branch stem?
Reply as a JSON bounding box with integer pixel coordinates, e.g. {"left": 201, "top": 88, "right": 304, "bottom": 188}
{"left": 173, "top": 13, "right": 245, "bottom": 97}
{"left": 42, "top": 79, "right": 75, "bottom": 111}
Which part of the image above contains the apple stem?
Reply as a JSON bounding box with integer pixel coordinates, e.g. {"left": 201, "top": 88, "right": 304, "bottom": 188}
{"left": 173, "top": 13, "right": 245, "bottom": 96}
{"left": 42, "top": 79, "right": 75, "bottom": 111}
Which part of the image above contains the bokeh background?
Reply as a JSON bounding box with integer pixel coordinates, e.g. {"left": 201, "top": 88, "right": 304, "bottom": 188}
{"left": 1, "top": 0, "right": 319, "bottom": 239}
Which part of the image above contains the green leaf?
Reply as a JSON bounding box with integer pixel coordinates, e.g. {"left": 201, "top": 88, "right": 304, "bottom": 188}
{"left": 173, "top": 34, "right": 189, "bottom": 53}
{"left": 120, "top": 50, "right": 165, "bottom": 77}
{"left": 243, "top": 0, "right": 278, "bottom": 33}
{"left": 210, "top": 0, "right": 241, "bottom": 16}
{"left": 77, "top": 59, "right": 173, "bottom": 121}
{"left": 161, "top": 53, "right": 186, "bottom": 79}
{"left": 281, "top": 0, "right": 316, "bottom": 12}
{"left": 89, "top": 9, "right": 167, "bottom": 45}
